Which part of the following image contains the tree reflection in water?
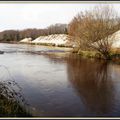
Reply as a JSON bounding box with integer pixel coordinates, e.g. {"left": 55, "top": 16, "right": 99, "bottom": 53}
{"left": 0, "top": 65, "right": 31, "bottom": 117}
{"left": 42, "top": 53, "right": 115, "bottom": 116}
{"left": 66, "top": 55, "right": 114, "bottom": 116}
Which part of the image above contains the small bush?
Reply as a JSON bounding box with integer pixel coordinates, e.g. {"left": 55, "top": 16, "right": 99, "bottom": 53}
{"left": 95, "top": 53, "right": 103, "bottom": 59}
{"left": 77, "top": 50, "right": 83, "bottom": 56}
{"left": 57, "top": 44, "right": 65, "bottom": 47}
{"left": 72, "top": 47, "right": 79, "bottom": 53}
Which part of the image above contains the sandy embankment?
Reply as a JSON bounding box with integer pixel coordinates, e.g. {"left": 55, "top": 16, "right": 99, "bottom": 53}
{"left": 19, "top": 34, "right": 73, "bottom": 47}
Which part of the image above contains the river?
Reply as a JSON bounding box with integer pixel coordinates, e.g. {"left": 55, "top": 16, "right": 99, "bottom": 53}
{"left": 0, "top": 43, "right": 120, "bottom": 117}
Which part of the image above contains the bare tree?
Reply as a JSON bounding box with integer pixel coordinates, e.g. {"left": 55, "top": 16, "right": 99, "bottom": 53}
{"left": 68, "top": 5, "right": 120, "bottom": 59}
{"left": 47, "top": 23, "right": 68, "bottom": 35}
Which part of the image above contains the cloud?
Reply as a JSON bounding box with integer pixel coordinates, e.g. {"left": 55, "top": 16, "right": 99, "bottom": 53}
{"left": 0, "top": 2, "right": 119, "bottom": 31}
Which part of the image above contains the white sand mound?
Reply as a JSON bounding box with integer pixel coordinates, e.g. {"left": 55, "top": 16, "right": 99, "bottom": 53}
{"left": 92, "top": 30, "right": 120, "bottom": 49}
{"left": 32, "top": 34, "right": 70, "bottom": 46}
{"left": 19, "top": 38, "right": 32, "bottom": 43}
{"left": 111, "top": 30, "right": 120, "bottom": 48}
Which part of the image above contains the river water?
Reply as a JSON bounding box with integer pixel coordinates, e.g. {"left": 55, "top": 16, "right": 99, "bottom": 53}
{"left": 0, "top": 43, "right": 120, "bottom": 117}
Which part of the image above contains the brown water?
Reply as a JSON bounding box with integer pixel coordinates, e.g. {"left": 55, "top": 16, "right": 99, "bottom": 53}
{"left": 0, "top": 43, "right": 120, "bottom": 117}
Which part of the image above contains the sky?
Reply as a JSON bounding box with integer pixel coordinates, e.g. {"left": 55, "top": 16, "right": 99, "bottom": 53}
{"left": 0, "top": 2, "right": 120, "bottom": 31}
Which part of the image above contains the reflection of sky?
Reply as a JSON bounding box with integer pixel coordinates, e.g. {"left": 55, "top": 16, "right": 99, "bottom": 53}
{"left": 0, "top": 2, "right": 120, "bottom": 31}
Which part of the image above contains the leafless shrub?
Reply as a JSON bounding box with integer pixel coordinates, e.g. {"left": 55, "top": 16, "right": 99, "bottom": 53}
{"left": 68, "top": 5, "right": 120, "bottom": 59}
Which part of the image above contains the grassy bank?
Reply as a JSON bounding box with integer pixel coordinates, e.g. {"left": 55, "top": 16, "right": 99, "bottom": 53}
{"left": 30, "top": 42, "right": 72, "bottom": 48}
{"left": 72, "top": 47, "right": 120, "bottom": 61}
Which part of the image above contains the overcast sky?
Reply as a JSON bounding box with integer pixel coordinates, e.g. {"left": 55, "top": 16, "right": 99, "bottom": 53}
{"left": 0, "top": 2, "right": 120, "bottom": 31}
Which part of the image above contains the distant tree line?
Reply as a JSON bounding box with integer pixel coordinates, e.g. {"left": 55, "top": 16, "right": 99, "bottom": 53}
{"left": 0, "top": 23, "right": 68, "bottom": 42}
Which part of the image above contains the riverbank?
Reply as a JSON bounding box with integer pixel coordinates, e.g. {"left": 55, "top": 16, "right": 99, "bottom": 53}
{"left": 72, "top": 47, "right": 120, "bottom": 62}
{"left": 1, "top": 40, "right": 120, "bottom": 62}
{"left": 1, "top": 41, "right": 120, "bottom": 63}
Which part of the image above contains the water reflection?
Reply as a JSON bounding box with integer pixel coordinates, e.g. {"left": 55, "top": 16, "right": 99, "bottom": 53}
{"left": 66, "top": 56, "right": 114, "bottom": 116}
{"left": 0, "top": 65, "right": 31, "bottom": 117}
{"left": 41, "top": 53, "right": 117, "bottom": 116}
